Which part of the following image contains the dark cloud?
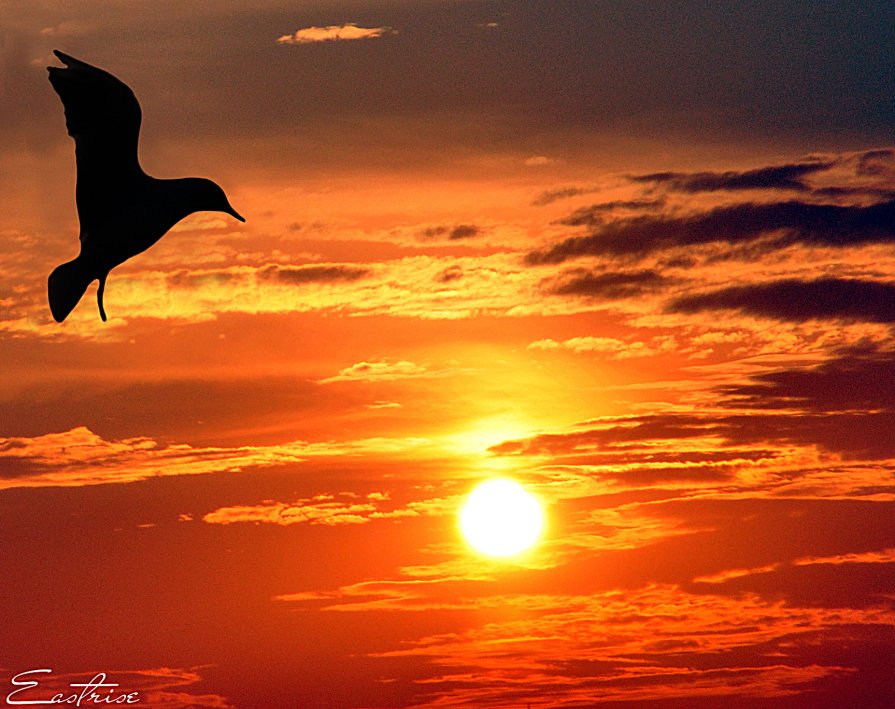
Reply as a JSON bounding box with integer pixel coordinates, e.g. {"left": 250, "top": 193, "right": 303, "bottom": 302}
{"left": 721, "top": 410, "right": 895, "bottom": 460}
{"left": 811, "top": 186, "right": 895, "bottom": 200}
{"left": 448, "top": 224, "right": 480, "bottom": 240}
{"left": 630, "top": 161, "right": 835, "bottom": 193}
{"left": 259, "top": 264, "right": 370, "bottom": 284}
{"left": 491, "top": 414, "right": 715, "bottom": 456}
{"left": 545, "top": 268, "right": 669, "bottom": 299}
{"left": 435, "top": 265, "right": 464, "bottom": 283}
{"left": 856, "top": 148, "right": 895, "bottom": 176}
{"left": 531, "top": 186, "right": 595, "bottom": 206}
{"left": 554, "top": 200, "right": 663, "bottom": 227}
{"left": 722, "top": 346, "right": 895, "bottom": 413}
{"left": 166, "top": 269, "right": 244, "bottom": 289}
{"left": 494, "top": 347, "right": 895, "bottom": 461}
{"left": 419, "top": 224, "right": 482, "bottom": 240}
{"left": 668, "top": 278, "right": 895, "bottom": 323}
{"left": 526, "top": 199, "right": 895, "bottom": 264}
{"left": 494, "top": 409, "right": 895, "bottom": 462}
{"left": 718, "top": 347, "right": 895, "bottom": 458}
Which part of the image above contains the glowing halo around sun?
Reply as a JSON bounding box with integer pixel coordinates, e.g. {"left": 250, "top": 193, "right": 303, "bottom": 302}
{"left": 459, "top": 478, "right": 544, "bottom": 557}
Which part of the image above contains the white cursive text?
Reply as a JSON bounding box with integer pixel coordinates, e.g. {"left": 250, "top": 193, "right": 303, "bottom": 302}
{"left": 7, "top": 669, "right": 139, "bottom": 706}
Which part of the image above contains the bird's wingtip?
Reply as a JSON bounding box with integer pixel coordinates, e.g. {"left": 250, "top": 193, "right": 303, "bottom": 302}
{"left": 224, "top": 205, "right": 246, "bottom": 223}
{"left": 51, "top": 50, "right": 89, "bottom": 70}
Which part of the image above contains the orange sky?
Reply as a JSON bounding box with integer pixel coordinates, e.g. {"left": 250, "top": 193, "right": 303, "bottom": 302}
{"left": 2, "top": 2, "right": 895, "bottom": 707}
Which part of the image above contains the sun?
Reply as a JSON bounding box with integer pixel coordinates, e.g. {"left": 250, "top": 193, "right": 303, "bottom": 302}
{"left": 459, "top": 478, "right": 544, "bottom": 557}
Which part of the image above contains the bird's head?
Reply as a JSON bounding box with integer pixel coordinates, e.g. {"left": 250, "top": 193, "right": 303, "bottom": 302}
{"left": 188, "top": 178, "right": 245, "bottom": 223}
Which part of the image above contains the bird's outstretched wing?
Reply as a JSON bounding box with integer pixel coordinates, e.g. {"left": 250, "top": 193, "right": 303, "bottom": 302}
{"left": 47, "top": 50, "right": 142, "bottom": 180}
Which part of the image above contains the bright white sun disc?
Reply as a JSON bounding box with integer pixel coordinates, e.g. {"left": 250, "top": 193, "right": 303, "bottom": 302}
{"left": 460, "top": 478, "right": 544, "bottom": 557}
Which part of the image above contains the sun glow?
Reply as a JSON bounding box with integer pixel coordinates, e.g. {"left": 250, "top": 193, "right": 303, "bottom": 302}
{"left": 459, "top": 478, "right": 544, "bottom": 557}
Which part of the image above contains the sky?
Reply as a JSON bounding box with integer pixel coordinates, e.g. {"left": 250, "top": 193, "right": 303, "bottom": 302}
{"left": 2, "top": 0, "right": 895, "bottom": 706}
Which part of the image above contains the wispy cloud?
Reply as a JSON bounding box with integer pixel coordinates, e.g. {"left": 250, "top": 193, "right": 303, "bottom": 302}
{"left": 319, "top": 359, "right": 428, "bottom": 384}
{"left": 258, "top": 263, "right": 370, "bottom": 284}
{"left": 280, "top": 576, "right": 889, "bottom": 705}
{"left": 0, "top": 427, "right": 438, "bottom": 490}
{"left": 277, "top": 23, "right": 395, "bottom": 45}
{"left": 0, "top": 427, "right": 306, "bottom": 489}
{"left": 669, "top": 277, "right": 895, "bottom": 323}
{"left": 856, "top": 148, "right": 895, "bottom": 177}
{"left": 524, "top": 155, "right": 556, "bottom": 166}
{"left": 531, "top": 186, "right": 598, "bottom": 206}
{"left": 543, "top": 267, "right": 671, "bottom": 298}
{"left": 631, "top": 161, "right": 836, "bottom": 193}
{"left": 551, "top": 198, "right": 661, "bottom": 218}
{"left": 203, "top": 496, "right": 376, "bottom": 527}
{"left": 793, "top": 547, "right": 895, "bottom": 566}
{"left": 693, "top": 564, "right": 781, "bottom": 584}
{"left": 418, "top": 223, "right": 482, "bottom": 240}
{"left": 528, "top": 335, "right": 677, "bottom": 359}
{"left": 527, "top": 199, "right": 895, "bottom": 264}
{"left": 203, "top": 492, "right": 451, "bottom": 527}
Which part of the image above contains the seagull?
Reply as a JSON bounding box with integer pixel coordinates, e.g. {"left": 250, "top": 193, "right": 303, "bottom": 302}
{"left": 46, "top": 50, "right": 244, "bottom": 322}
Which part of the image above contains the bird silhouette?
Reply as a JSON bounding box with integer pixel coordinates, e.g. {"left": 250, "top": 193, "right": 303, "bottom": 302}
{"left": 46, "top": 50, "right": 244, "bottom": 322}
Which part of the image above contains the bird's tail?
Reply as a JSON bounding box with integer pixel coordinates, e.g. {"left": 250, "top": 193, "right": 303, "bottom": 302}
{"left": 48, "top": 257, "right": 93, "bottom": 323}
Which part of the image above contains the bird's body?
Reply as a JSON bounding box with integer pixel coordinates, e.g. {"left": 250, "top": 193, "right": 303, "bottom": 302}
{"left": 47, "top": 50, "right": 244, "bottom": 322}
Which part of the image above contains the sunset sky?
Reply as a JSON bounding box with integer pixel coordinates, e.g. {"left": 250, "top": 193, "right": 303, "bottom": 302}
{"left": 2, "top": 1, "right": 895, "bottom": 706}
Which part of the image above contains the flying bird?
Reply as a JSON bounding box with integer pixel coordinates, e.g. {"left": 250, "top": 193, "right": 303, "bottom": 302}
{"left": 46, "top": 50, "right": 244, "bottom": 322}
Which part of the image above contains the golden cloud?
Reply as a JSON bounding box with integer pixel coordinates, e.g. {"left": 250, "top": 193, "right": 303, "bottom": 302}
{"left": 0, "top": 427, "right": 440, "bottom": 490}
{"left": 276, "top": 23, "right": 395, "bottom": 45}
{"left": 203, "top": 492, "right": 454, "bottom": 528}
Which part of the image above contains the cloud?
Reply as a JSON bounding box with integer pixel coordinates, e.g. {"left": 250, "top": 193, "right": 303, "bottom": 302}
{"left": 203, "top": 497, "right": 376, "bottom": 527}
{"left": 554, "top": 199, "right": 663, "bottom": 224}
{"left": 203, "top": 492, "right": 448, "bottom": 527}
{"left": 0, "top": 426, "right": 435, "bottom": 490}
{"left": 524, "top": 155, "right": 556, "bottom": 166}
{"left": 669, "top": 278, "right": 895, "bottom": 323}
{"left": 856, "top": 148, "right": 895, "bottom": 176}
{"left": 418, "top": 224, "right": 482, "bottom": 240}
{"left": 285, "top": 577, "right": 887, "bottom": 705}
{"left": 631, "top": 161, "right": 835, "bottom": 193}
{"left": 258, "top": 263, "right": 370, "bottom": 284}
{"left": 531, "top": 186, "right": 597, "bottom": 206}
{"left": 319, "top": 359, "right": 430, "bottom": 384}
{"left": 0, "top": 426, "right": 306, "bottom": 489}
{"left": 793, "top": 548, "right": 895, "bottom": 567}
{"left": 276, "top": 23, "right": 395, "bottom": 45}
{"left": 435, "top": 265, "right": 463, "bottom": 283}
{"left": 38, "top": 20, "right": 90, "bottom": 37}
{"left": 526, "top": 199, "right": 895, "bottom": 264}
{"left": 544, "top": 268, "right": 669, "bottom": 298}
{"left": 491, "top": 405, "right": 895, "bottom": 463}
{"left": 693, "top": 564, "right": 781, "bottom": 584}
{"left": 161, "top": 263, "right": 369, "bottom": 295}
{"left": 365, "top": 400, "right": 402, "bottom": 409}
{"left": 721, "top": 346, "right": 895, "bottom": 414}
{"left": 490, "top": 414, "right": 723, "bottom": 457}
{"left": 528, "top": 335, "right": 677, "bottom": 359}
{"left": 0, "top": 253, "right": 545, "bottom": 336}
{"left": 492, "top": 347, "right": 895, "bottom": 463}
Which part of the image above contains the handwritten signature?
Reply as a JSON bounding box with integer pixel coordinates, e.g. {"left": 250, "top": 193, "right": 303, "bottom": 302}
{"left": 6, "top": 669, "right": 140, "bottom": 706}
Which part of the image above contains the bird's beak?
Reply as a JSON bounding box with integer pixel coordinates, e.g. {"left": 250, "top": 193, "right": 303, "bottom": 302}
{"left": 225, "top": 205, "right": 245, "bottom": 222}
